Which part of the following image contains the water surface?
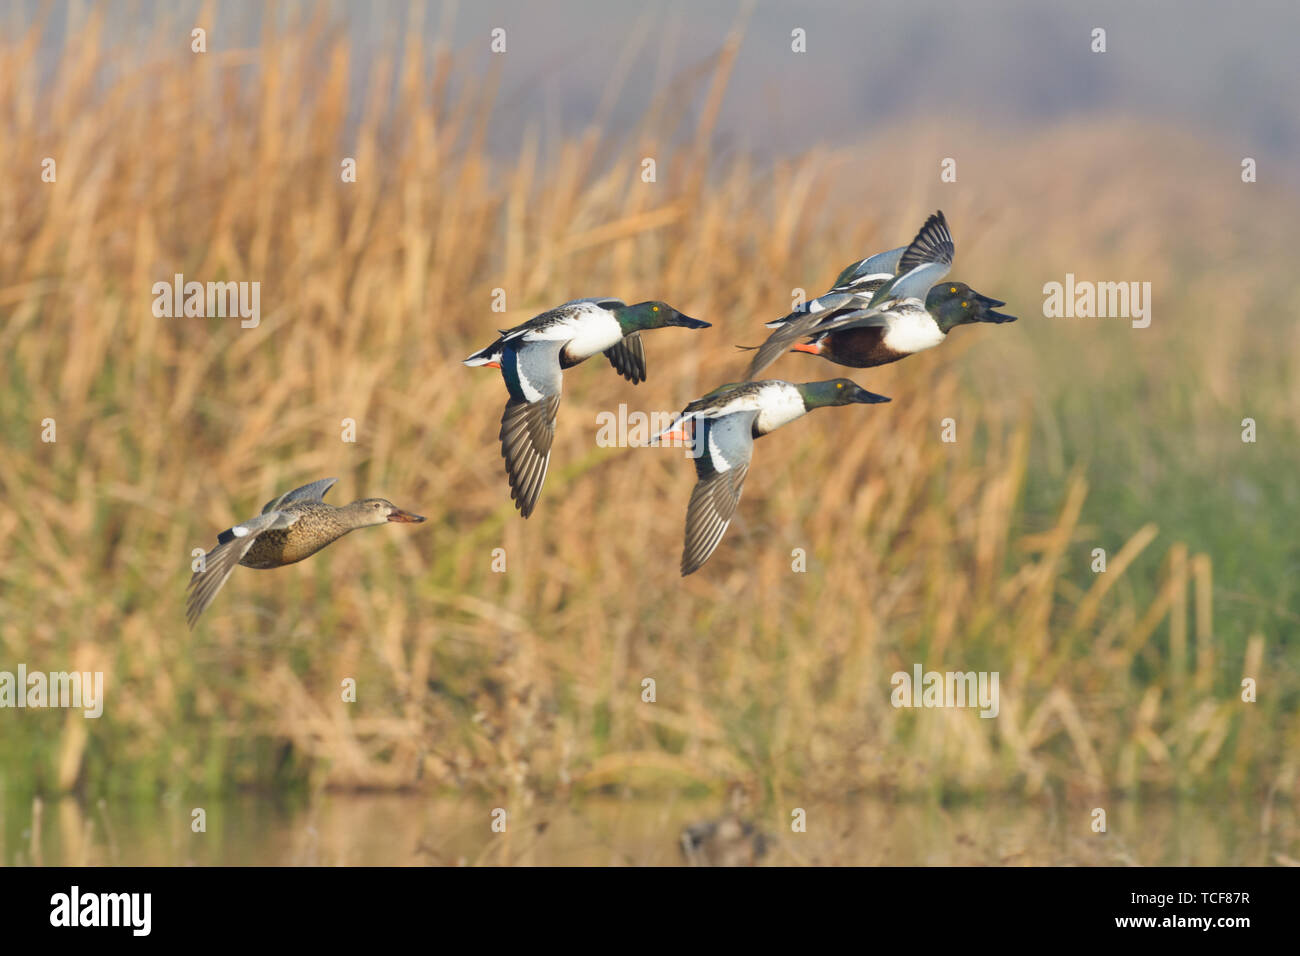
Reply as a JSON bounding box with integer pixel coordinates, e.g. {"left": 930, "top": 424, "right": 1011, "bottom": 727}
{"left": 4, "top": 792, "right": 1290, "bottom": 866}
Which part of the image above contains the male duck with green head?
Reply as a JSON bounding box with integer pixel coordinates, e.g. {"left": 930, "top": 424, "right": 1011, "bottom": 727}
{"left": 658, "top": 377, "right": 890, "bottom": 575}
{"left": 465, "top": 297, "right": 710, "bottom": 517}
{"left": 745, "top": 210, "right": 1015, "bottom": 378}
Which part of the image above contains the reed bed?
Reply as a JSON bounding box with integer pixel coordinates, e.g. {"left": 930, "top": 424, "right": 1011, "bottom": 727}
{"left": 1, "top": 8, "right": 1296, "bottom": 815}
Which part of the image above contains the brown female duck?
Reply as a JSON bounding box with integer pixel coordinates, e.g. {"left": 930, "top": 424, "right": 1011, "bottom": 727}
{"left": 186, "top": 477, "right": 424, "bottom": 627}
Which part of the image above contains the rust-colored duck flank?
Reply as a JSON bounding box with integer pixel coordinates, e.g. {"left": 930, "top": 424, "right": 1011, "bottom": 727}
{"left": 186, "top": 477, "right": 424, "bottom": 628}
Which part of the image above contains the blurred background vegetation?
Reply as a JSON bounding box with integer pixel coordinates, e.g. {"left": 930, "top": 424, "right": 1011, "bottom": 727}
{"left": 1, "top": 2, "right": 1297, "bottom": 863}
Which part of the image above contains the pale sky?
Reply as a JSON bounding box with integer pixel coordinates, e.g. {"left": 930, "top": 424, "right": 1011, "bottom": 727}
{"left": 22, "top": 0, "right": 1300, "bottom": 179}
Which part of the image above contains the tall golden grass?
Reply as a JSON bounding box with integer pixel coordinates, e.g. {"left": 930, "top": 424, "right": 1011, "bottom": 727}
{"left": 1, "top": 6, "right": 1296, "bottom": 817}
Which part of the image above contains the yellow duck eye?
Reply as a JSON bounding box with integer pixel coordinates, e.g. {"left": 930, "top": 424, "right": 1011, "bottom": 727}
{"left": 652, "top": 306, "right": 659, "bottom": 312}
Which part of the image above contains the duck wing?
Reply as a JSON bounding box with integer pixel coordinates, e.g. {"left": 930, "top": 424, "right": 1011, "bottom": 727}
{"left": 763, "top": 289, "right": 866, "bottom": 330}
{"left": 867, "top": 210, "right": 954, "bottom": 308}
{"left": 744, "top": 292, "right": 874, "bottom": 380}
{"left": 496, "top": 338, "right": 567, "bottom": 517}
{"left": 681, "top": 410, "right": 758, "bottom": 575}
{"left": 501, "top": 338, "right": 565, "bottom": 403}
{"left": 828, "top": 247, "right": 906, "bottom": 291}
{"left": 604, "top": 332, "right": 646, "bottom": 384}
{"left": 500, "top": 394, "right": 562, "bottom": 518}
{"left": 187, "top": 510, "right": 300, "bottom": 628}
{"left": 897, "top": 210, "right": 954, "bottom": 275}
{"left": 744, "top": 313, "right": 825, "bottom": 380}
{"left": 570, "top": 296, "right": 625, "bottom": 310}
{"left": 261, "top": 477, "right": 337, "bottom": 514}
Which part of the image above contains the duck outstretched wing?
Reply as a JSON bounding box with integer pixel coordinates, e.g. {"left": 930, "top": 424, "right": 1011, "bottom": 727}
{"left": 261, "top": 478, "right": 337, "bottom": 514}
{"left": 604, "top": 332, "right": 646, "bottom": 384}
{"left": 187, "top": 510, "right": 299, "bottom": 628}
{"left": 681, "top": 410, "right": 758, "bottom": 575}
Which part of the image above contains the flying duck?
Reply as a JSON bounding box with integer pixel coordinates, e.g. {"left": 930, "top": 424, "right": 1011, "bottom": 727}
{"left": 744, "top": 211, "right": 1015, "bottom": 378}
{"left": 659, "top": 378, "right": 890, "bottom": 575}
{"left": 186, "top": 478, "right": 425, "bottom": 628}
{"left": 464, "top": 297, "right": 709, "bottom": 517}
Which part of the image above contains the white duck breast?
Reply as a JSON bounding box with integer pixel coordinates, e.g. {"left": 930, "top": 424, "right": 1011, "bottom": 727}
{"left": 753, "top": 382, "right": 808, "bottom": 434}
{"left": 881, "top": 303, "right": 945, "bottom": 354}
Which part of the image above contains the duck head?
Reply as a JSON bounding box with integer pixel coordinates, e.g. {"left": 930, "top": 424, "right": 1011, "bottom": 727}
{"left": 925, "top": 282, "right": 1017, "bottom": 332}
{"left": 797, "top": 378, "right": 891, "bottom": 409}
{"left": 349, "top": 498, "right": 426, "bottom": 527}
{"left": 615, "top": 301, "right": 711, "bottom": 332}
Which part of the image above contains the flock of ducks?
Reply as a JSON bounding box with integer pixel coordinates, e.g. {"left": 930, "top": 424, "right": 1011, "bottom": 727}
{"left": 464, "top": 208, "right": 1014, "bottom": 574}
{"left": 186, "top": 210, "right": 1015, "bottom": 626}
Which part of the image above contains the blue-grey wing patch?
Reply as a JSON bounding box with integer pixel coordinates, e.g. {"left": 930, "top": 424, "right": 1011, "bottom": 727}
{"left": 572, "top": 296, "right": 625, "bottom": 311}
{"left": 681, "top": 411, "right": 757, "bottom": 575}
{"left": 261, "top": 478, "right": 337, "bottom": 514}
{"left": 605, "top": 332, "right": 647, "bottom": 384}
{"left": 503, "top": 339, "right": 564, "bottom": 403}
{"left": 805, "top": 290, "right": 866, "bottom": 316}
{"left": 188, "top": 510, "right": 299, "bottom": 628}
{"left": 830, "top": 246, "right": 906, "bottom": 290}
{"left": 878, "top": 261, "right": 948, "bottom": 305}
